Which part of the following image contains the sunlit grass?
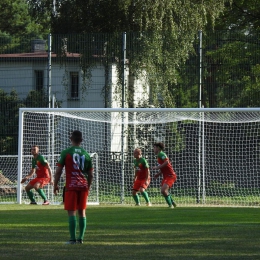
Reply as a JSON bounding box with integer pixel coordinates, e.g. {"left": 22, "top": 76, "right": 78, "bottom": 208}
{"left": 0, "top": 204, "right": 259, "bottom": 260}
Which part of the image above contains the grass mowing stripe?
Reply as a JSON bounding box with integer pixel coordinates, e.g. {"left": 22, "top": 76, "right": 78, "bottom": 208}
{"left": 0, "top": 205, "right": 259, "bottom": 260}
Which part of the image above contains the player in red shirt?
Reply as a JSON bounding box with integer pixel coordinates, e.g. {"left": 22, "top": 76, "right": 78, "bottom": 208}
{"left": 54, "top": 130, "right": 93, "bottom": 244}
{"left": 21, "top": 145, "right": 53, "bottom": 205}
{"left": 152, "top": 142, "right": 177, "bottom": 208}
{"left": 132, "top": 148, "right": 152, "bottom": 206}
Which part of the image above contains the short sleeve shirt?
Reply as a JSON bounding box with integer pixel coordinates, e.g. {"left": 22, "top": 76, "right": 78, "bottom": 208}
{"left": 32, "top": 154, "right": 50, "bottom": 178}
{"left": 57, "top": 146, "right": 93, "bottom": 190}
{"left": 157, "top": 151, "right": 176, "bottom": 179}
{"left": 134, "top": 157, "right": 149, "bottom": 180}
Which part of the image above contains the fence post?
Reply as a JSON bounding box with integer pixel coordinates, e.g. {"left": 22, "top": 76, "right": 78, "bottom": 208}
{"left": 121, "top": 32, "right": 127, "bottom": 203}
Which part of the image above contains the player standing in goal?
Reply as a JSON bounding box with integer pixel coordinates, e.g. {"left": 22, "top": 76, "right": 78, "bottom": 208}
{"left": 132, "top": 148, "right": 152, "bottom": 206}
{"left": 54, "top": 130, "right": 93, "bottom": 244}
{"left": 152, "top": 142, "right": 177, "bottom": 208}
{"left": 21, "top": 145, "right": 53, "bottom": 205}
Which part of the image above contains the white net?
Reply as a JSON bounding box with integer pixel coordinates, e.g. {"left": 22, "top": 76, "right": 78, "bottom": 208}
{"left": 14, "top": 108, "right": 260, "bottom": 206}
{"left": 0, "top": 154, "right": 98, "bottom": 204}
{"left": 0, "top": 156, "right": 18, "bottom": 203}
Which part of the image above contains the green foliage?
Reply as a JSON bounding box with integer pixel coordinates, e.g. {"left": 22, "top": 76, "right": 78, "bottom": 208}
{"left": 0, "top": 88, "right": 61, "bottom": 154}
{"left": 197, "top": 0, "right": 260, "bottom": 108}
{"left": 28, "top": 0, "right": 232, "bottom": 108}
{"left": 0, "top": 0, "right": 49, "bottom": 55}
{"left": 0, "top": 89, "right": 24, "bottom": 154}
{"left": 202, "top": 30, "right": 260, "bottom": 107}
{"left": 24, "top": 89, "right": 49, "bottom": 108}
{"left": 0, "top": 0, "right": 49, "bottom": 37}
{"left": 214, "top": 0, "right": 260, "bottom": 32}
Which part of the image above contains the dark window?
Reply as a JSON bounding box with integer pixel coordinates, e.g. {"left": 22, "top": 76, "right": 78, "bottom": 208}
{"left": 35, "top": 70, "right": 44, "bottom": 91}
{"left": 70, "top": 72, "right": 79, "bottom": 98}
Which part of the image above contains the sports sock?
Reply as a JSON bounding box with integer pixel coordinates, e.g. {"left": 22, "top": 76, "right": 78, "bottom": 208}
{"left": 36, "top": 188, "right": 47, "bottom": 201}
{"left": 78, "top": 217, "right": 87, "bottom": 240}
{"left": 170, "top": 196, "right": 175, "bottom": 205}
{"left": 133, "top": 194, "right": 140, "bottom": 204}
{"left": 26, "top": 190, "right": 35, "bottom": 202}
{"left": 69, "top": 216, "right": 77, "bottom": 240}
{"left": 164, "top": 194, "right": 172, "bottom": 206}
{"left": 141, "top": 191, "right": 150, "bottom": 203}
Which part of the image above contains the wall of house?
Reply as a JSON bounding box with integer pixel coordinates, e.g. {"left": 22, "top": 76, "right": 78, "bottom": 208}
{"left": 0, "top": 62, "right": 40, "bottom": 99}
{"left": 0, "top": 62, "right": 116, "bottom": 108}
{"left": 0, "top": 58, "right": 150, "bottom": 153}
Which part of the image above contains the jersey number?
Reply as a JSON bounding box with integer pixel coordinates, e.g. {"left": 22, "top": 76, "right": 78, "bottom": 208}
{"left": 73, "top": 153, "right": 85, "bottom": 171}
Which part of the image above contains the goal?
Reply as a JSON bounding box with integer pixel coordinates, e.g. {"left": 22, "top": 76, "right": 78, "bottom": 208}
{"left": 14, "top": 108, "right": 260, "bottom": 206}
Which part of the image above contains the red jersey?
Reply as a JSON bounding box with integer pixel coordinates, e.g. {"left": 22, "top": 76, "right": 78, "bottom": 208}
{"left": 57, "top": 146, "right": 93, "bottom": 191}
{"left": 134, "top": 157, "right": 149, "bottom": 180}
{"left": 156, "top": 151, "right": 176, "bottom": 179}
{"left": 32, "top": 154, "right": 50, "bottom": 178}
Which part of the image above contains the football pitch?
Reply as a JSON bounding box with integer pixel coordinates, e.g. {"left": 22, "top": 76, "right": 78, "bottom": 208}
{"left": 0, "top": 205, "right": 259, "bottom": 260}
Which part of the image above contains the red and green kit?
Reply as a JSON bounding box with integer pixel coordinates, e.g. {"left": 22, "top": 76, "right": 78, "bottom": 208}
{"left": 134, "top": 157, "right": 149, "bottom": 180}
{"left": 57, "top": 146, "right": 93, "bottom": 191}
{"left": 32, "top": 154, "right": 50, "bottom": 178}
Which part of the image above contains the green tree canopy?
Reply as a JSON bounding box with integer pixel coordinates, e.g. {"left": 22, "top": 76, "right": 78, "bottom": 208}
{"left": 0, "top": 0, "right": 50, "bottom": 54}
{"left": 0, "top": 0, "right": 48, "bottom": 36}
{"left": 28, "top": 0, "right": 232, "bottom": 107}
{"left": 214, "top": 0, "right": 260, "bottom": 32}
{"left": 0, "top": 89, "right": 24, "bottom": 154}
{"left": 200, "top": 0, "right": 260, "bottom": 107}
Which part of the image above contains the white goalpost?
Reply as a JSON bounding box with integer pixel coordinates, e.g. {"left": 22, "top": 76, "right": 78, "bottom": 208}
{"left": 2, "top": 107, "right": 259, "bottom": 206}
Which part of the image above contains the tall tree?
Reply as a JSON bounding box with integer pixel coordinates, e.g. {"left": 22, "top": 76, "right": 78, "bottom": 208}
{"left": 0, "top": 0, "right": 48, "bottom": 36}
{"left": 0, "top": 90, "right": 24, "bottom": 155}
{"left": 214, "top": 0, "right": 260, "bottom": 32}
{"left": 0, "top": 0, "right": 50, "bottom": 54}
{"left": 28, "top": 0, "right": 231, "bottom": 108}
{"left": 201, "top": 0, "right": 260, "bottom": 107}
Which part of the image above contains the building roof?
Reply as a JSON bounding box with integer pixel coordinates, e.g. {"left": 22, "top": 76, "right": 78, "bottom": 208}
{"left": 0, "top": 52, "right": 80, "bottom": 58}
{"left": 0, "top": 52, "right": 116, "bottom": 63}
{"left": 0, "top": 51, "right": 81, "bottom": 62}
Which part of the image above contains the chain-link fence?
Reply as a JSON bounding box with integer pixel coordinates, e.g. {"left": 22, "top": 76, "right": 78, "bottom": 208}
{"left": 1, "top": 31, "right": 260, "bottom": 154}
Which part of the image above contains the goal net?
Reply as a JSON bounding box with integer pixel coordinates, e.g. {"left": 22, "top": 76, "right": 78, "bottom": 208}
{"left": 13, "top": 108, "right": 260, "bottom": 206}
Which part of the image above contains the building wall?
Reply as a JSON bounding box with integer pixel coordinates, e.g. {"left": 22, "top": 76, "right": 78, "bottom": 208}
{"left": 0, "top": 59, "right": 150, "bottom": 152}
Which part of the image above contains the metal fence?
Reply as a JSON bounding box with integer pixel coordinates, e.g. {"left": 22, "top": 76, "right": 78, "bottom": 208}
{"left": 1, "top": 31, "right": 260, "bottom": 154}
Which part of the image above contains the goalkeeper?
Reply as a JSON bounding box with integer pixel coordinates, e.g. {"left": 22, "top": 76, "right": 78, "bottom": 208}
{"left": 21, "top": 145, "right": 53, "bottom": 205}
{"left": 132, "top": 148, "right": 152, "bottom": 206}
{"left": 152, "top": 142, "right": 177, "bottom": 208}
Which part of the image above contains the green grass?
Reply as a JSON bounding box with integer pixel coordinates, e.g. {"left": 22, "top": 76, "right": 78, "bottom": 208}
{"left": 0, "top": 205, "right": 259, "bottom": 260}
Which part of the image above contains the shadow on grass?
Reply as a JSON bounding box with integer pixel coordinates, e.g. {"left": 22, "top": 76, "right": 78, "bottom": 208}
{"left": 0, "top": 205, "right": 259, "bottom": 260}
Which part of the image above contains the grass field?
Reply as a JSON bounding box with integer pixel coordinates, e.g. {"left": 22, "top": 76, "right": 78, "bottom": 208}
{"left": 0, "top": 204, "right": 259, "bottom": 260}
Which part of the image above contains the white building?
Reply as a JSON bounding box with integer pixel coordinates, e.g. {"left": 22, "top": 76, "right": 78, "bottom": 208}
{"left": 0, "top": 40, "right": 149, "bottom": 108}
{"left": 0, "top": 40, "right": 150, "bottom": 152}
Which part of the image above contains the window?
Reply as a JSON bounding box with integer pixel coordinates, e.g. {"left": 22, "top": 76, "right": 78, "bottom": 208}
{"left": 35, "top": 70, "right": 44, "bottom": 91}
{"left": 70, "top": 72, "right": 79, "bottom": 99}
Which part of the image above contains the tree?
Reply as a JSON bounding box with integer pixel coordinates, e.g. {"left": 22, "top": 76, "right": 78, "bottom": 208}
{"left": 214, "top": 0, "right": 260, "bottom": 32}
{"left": 23, "top": 89, "right": 49, "bottom": 108}
{"left": 0, "top": 0, "right": 49, "bottom": 36}
{"left": 28, "top": 0, "right": 232, "bottom": 108}
{"left": 201, "top": 0, "right": 260, "bottom": 107}
{"left": 0, "top": 89, "right": 24, "bottom": 155}
{"left": 0, "top": 0, "right": 50, "bottom": 54}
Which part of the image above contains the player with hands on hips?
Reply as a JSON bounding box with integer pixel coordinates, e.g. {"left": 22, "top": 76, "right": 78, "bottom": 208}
{"left": 152, "top": 142, "right": 177, "bottom": 208}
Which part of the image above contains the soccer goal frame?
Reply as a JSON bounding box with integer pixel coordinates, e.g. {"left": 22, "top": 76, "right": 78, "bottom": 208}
{"left": 17, "top": 107, "right": 260, "bottom": 207}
